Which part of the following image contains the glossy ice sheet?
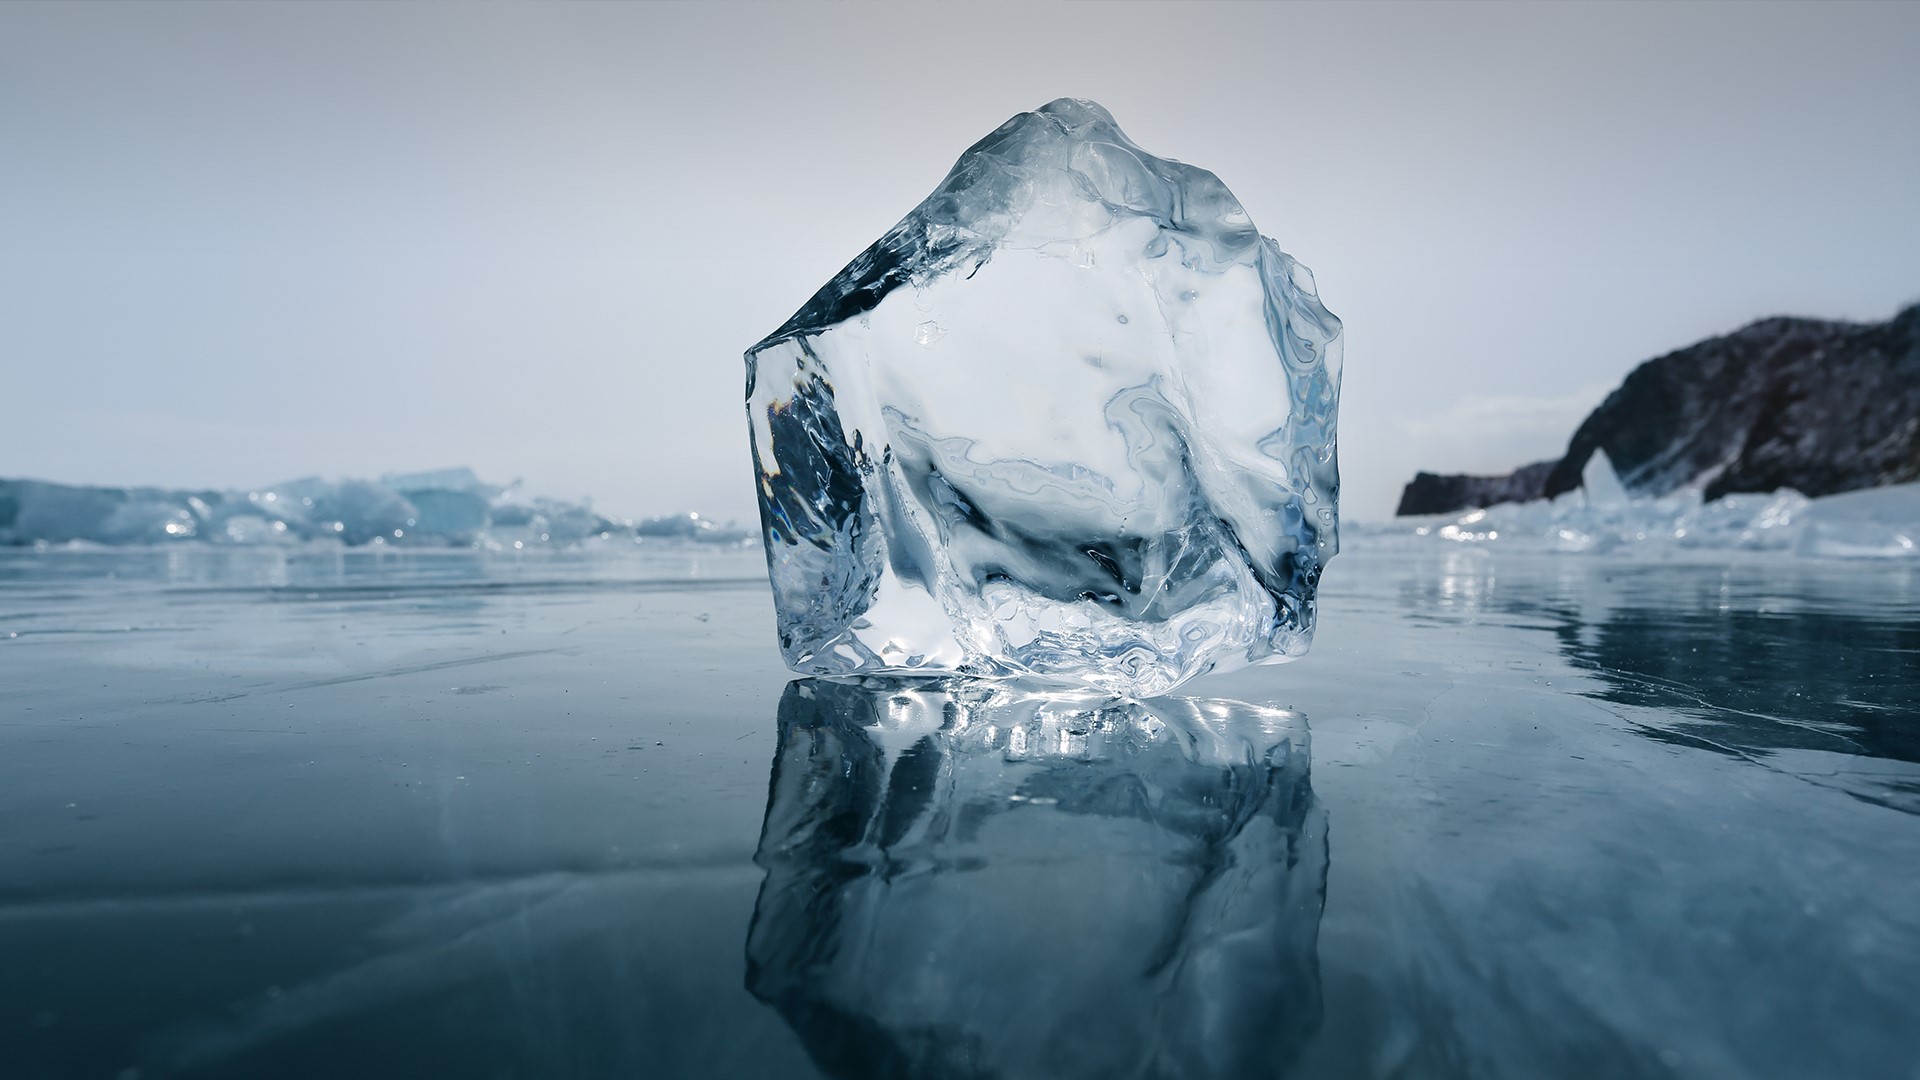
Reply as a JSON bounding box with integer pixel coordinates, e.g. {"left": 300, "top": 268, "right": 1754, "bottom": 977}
{"left": 1, "top": 546, "right": 1915, "bottom": 1079}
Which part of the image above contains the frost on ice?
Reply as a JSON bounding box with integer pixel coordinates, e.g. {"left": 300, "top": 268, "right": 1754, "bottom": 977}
{"left": 745, "top": 99, "right": 1342, "bottom": 697}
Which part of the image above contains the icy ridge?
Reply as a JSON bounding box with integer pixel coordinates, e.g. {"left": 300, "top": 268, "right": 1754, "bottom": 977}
{"left": 1366, "top": 452, "right": 1920, "bottom": 559}
{"left": 0, "top": 469, "right": 752, "bottom": 549}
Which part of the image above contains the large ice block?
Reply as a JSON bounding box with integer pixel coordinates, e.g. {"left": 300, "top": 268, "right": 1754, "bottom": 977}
{"left": 745, "top": 98, "right": 1341, "bottom": 696}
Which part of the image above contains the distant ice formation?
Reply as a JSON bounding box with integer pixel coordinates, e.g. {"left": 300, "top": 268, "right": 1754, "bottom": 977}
{"left": 0, "top": 468, "right": 752, "bottom": 549}
{"left": 745, "top": 98, "right": 1341, "bottom": 697}
{"left": 1367, "top": 451, "right": 1920, "bottom": 559}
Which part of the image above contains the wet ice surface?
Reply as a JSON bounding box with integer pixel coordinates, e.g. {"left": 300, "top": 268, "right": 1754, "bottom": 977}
{"left": 2, "top": 545, "right": 1916, "bottom": 1079}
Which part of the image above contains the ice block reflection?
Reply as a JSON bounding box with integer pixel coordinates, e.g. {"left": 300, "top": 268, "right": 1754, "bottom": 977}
{"left": 746, "top": 678, "right": 1327, "bottom": 1080}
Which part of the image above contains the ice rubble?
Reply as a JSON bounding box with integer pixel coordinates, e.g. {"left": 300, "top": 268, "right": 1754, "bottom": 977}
{"left": 1366, "top": 451, "right": 1920, "bottom": 559}
{"left": 745, "top": 98, "right": 1341, "bottom": 697}
{"left": 0, "top": 468, "right": 752, "bottom": 549}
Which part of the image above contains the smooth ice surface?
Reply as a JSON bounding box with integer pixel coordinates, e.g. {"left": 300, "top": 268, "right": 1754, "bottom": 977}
{"left": 0, "top": 469, "right": 752, "bottom": 548}
{"left": 1369, "top": 452, "right": 1920, "bottom": 559}
{"left": 3, "top": 545, "right": 1916, "bottom": 1079}
{"left": 745, "top": 98, "right": 1341, "bottom": 697}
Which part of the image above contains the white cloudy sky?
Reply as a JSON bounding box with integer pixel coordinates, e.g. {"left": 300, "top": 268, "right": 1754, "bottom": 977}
{"left": 3, "top": 1, "right": 1916, "bottom": 521}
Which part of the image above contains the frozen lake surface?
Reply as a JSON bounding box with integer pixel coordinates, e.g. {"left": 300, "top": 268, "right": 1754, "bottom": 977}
{"left": 3, "top": 544, "right": 1916, "bottom": 1079}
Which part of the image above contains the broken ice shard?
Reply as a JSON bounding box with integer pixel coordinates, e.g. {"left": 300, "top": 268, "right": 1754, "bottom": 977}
{"left": 745, "top": 98, "right": 1341, "bottom": 696}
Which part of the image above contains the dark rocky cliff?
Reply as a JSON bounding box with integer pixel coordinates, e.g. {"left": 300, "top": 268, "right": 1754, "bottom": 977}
{"left": 1395, "top": 461, "right": 1554, "bottom": 518}
{"left": 1397, "top": 304, "right": 1920, "bottom": 516}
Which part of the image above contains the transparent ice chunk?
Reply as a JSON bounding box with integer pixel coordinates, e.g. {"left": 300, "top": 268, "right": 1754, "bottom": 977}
{"left": 747, "top": 677, "right": 1325, "bottom": 1080}
{"left": 1580, "top": 449, "right": 1630, "bottom": 509}
{"left": 745, "top": 98, "right": 1342, "bottom": 696}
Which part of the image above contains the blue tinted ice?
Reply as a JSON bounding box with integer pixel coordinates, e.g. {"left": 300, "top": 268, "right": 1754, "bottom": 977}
{"left": 749, "top": 678, "right": 1323, "bottom": 1079}
{"left": 745, "top": 99, "right": 1342, "bottom": 696}
{"left": 0, "top": 470, "right": 752, "bottom": 549}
